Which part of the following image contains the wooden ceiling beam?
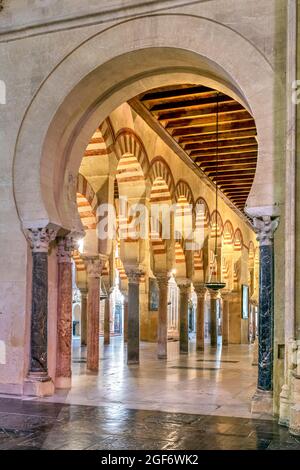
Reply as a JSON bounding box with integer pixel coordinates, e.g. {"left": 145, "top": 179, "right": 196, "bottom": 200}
{"left": 177, "top": 129, "right": 257, "bottom": 144}
{"left": 140, "top": 85, "right": 215, "bottom": 102}
{"left": 184, "top": 138, "right": 257, "bottom": 151}
{"left": 194, "top": 153, "right": 257, "bottom": 164}
{"left": 191, "top": 146, "right": 258, "bottom": 158}
{"left": 158, "top": 103, "right": 245, "bottom": 122}
{"left": 199, "top": 159, "right": 257, "bottom": 168}
{"left": 166, "top": 111, "right": 251, "bottom": 129}
{"left": 149, "top": 94, "right": 233, "bottom": 112}
{"left": 171, "top": 120, "right": 256, "bottom": 136}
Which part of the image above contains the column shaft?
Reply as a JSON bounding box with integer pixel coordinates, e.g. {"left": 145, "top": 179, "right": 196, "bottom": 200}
{"left": 210, "top": 292, "right": 218, "bottom": 347}
{"left": 195, "top": 286, "right": 206, "bottom": 351}
{"left": 157, "top": 275, "right": 169, "bottom": 359}
{"left": 179, "top": 283, "right": 190, "bottom": 354}
{"left": 56, "top": 258, "right": 73, "bottom": 388}
{"left": 127, "top": 281, "right": 140, "bottom": 364}
{"left": 123, "top": 295, "right": 128, "bottom": 342}
{"left": 80, "top": 290, "right": 87, "bottom": 346}
{"left": 104, "top": 296, "right": 110, "bottom": 345}
{"left": 87, "top": 276, "right": 100, "bottom": 371}
{"left": 222, "top": 296, "right": 230, "bottom": 346}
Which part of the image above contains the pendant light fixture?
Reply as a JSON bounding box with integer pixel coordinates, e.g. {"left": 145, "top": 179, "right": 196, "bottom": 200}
{"left": 205, "top": 91, "right": 226, "bottom": 292}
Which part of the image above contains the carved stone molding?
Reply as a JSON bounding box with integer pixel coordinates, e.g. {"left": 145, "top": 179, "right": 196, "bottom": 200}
{"left": 193, "top": 283, "right": 207, "bottom": 297}
{"left": 156, "top": 272, "right": 170, "bottom": 289}
{"left": 57, "top": 235, "right": 78, "bottom": 263}
{"left": 126, "top": 268, "right": 145, "bottom": 284}
{"left": 84, "top": 256, "right": 104, "bottom": 278}
{"left": 177, "top": 278, "right": 191, "bottom": 294}
{"left": 26, "top": 227, "right": 58, "bottom": 253}
{"left": 253, "top": 216, "right": 279, "bottom": 246}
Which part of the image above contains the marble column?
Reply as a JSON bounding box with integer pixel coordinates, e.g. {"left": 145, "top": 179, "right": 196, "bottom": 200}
{"left": 178, "top": 280, "right": 191, "bottom": 354}
{"left": 156, "top": 273, "right": 170, "bottom": 359}
{"left": 222, "top": 291, "right": 231, "bottom": 346}
{"left": 24, "top": 226, "right": 58, "bottom": 396}
{"left": 123, "top": 292, "right": 128, "bottom": 342}
{"left": 85, "top": 257, "right": 103, "bottom": 372}
{"left": 194, "top": 284, "right": 206, "bottom": 351}
{"left": 104, "top": 292, "right": 111, "bottom": 345}
{"left": 210, "top": 290, "right": 219, "bottom": 347}
{"left": 251, "top": 216, "right": 279, "bottom": 413}
{"left": 80, "top": 288, "right": 88, "bottom": 346}
{"left": 55, "top": 236, "right": 76, "bottom": 389}
{"left": 126, "top": 269, "right": 144, "bottom": 364}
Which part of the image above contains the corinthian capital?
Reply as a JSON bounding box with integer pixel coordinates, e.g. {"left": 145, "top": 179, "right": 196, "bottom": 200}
{"left": 253, "top": 216, "right": 279, "bottom": 246}
{"left": 83, "top": 255, "right": 105, "bottom": 278}
{"left": 57, "top": 234, "right": 79, "bottom": 263}
{"left": 125, "top": 268, "right": 145, "bottom": 284}
{"left": 26, "top": 227, "right": 58, "bottom": 253}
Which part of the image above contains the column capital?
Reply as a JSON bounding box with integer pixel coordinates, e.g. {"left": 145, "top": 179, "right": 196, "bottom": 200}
{"left": 209, "top": 289, "right": 220, "bottom": 300}
{"left": 156, "top": 272, "right": 171, "bottom": 288}
{"left": 26, "top": 226, "right": 59, "bottom": 253}
{"left": 177, "top": 278, "right": 192, "bottom": 294}
{"left": 252, "top": 216, "right": 279, "bottom": 246}
{"left": 193, "top": 283, "right": 207, "bottom": 297}
{"left": 79, "top": 287, "right": 88, "bottom": 298}
{"left": 221, "top": 290, "right": 232, "bottom": 300}
{"left": 57, "top": 234, "right": 79, "bottom": 263}
{"left": 125, "top": 268, "right": 145, "bottom": 284}
{"left": 83, "top": 256, "right": 105, "bottom": 278}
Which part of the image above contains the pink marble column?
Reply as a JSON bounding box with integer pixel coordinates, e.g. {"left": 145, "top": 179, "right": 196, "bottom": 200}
{"left": 80, "top": 288, "right": 88, "bottom": 346}
{"left": 85, "top": 257, "right": 103, "bottom": 372}
{"left": 194, "top": 283, "right": 207, "bottom": 351}
{"left": 56, "top": 236, "right": 76, "bottom": 389}
{"left": 156, "top": 273, "right": 170, "bottom": 359}
{"left": 177, "top": 279, "right": 191, "bottom": 354}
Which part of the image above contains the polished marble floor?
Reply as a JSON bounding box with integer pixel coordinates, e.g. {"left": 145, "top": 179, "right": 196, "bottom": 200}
{"left": 42, "top": 336, "right": 260, "bottom": 418}
{"left": 1, "top": 337, "right": 300, "bottom": 450}
{"left": 0, "top": 398, "right": 300, "bottom": 450}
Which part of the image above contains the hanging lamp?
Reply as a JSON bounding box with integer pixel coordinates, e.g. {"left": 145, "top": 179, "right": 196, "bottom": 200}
{"left": 205, "top": 91, "right": 226, "bottom": 292}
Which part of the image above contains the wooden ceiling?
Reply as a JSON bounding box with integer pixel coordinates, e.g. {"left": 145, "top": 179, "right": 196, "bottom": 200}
{"left": 134, "top": 84, "right": 257, "bottom": 212}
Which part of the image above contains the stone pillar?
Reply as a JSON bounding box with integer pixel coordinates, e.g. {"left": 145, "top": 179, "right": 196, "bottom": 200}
{"left": 156, "top": 273, "right": 170, "bottom": 359}
{"left": 251, "top": 216, "right": 279, "bottom": 414}
{"left": 126, "top": 269, "right": 144, "bottom": 364}
{"left": 80, "top": 288, "right": 88, "bottom": 346}
{"left": 24, "top": 226, "right": 58, "bottom": 397}
{"left": 178, "top": 280, "right": 191, "bottom": 354}
{"left": 210, "top": 290, "right": 219, "bottom": 347}
{"left": 104, "top": 291, "right": 111, "bottom": 345}
{"left": 55, "top": 236, "right": 76, "bottom": 389}
{"left": 194, "top": 284, "right": 206, "bottom": 351}
{"left": 222, "top": 291, "right": 231, "bottom": 346}
{"left": 85, "top": 257, "right": 103, "bottom": 372}
{"left": 123, "top": 292, "right": 128, "bottom": 342}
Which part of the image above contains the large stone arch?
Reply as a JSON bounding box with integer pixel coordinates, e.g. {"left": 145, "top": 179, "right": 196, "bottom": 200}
{"left": 13, "top": 14, "right": 277, "bottom": 233}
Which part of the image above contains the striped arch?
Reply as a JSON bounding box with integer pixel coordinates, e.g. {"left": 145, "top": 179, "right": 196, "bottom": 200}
{"left": 222, "top": 255, "right": 230, "bottom": 283}
{"left": 77, "top": 173, "right": 98, "bottom": 229}
{"left": 210, "top": 210, "right": 224, "bottom": 239}
{"left": 115, "top": 128, "right": 150, "bottom": 175}
{"left": 233, "top": 228, "right": 244, "bottom": 251}
{"left": 116, "top": 256, "right": 127, "bottom": 281}
{"left": 148, "top": 157, "right": 175, "bottom": 202}
{"left": 209, "top": 249, "right": 217, "bottom": 276}
{"left": 195, "top": 197, "right": 210, "bottom": 229}
{"left": 175, "top": 179, "right": 194, "bottom": 206}
{"left": 223, "top": 220, "right": 234, "bottom": 246}
{"left": 84, "top": 118, "right": 115, "bottom": 159}
{"left": 73, "top": 250, "right": 86, "bottom": 272}
{"left": 175, "top": 241, "right": 186, "bottom": 278}
{"left": 194, "top": 249, "right": 204, "bottom": 275}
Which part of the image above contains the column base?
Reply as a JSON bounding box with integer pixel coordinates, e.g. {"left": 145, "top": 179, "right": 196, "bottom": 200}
{"left": 251, "top": 389, "right": 273, "bottom": 415}
{"left": 23, "top": 373, "right": 55, "bottom": 397}
{"left": 279, "top": 384, "right": 290, "bottom": 427}
{"left": 55, "top": 376, "right": 72, "bottom": 389}
{"left": 127, "top": 359, "right": 139, "bottom": 365}
{"left": 158, "top": 353, "right": 167, "bottom": 360}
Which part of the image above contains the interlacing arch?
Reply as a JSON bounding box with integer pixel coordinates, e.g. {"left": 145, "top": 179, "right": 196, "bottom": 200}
{"left": 115, "top": 128, "right": 150, "bottom": 176}
{"left": 175, "top": 180, "right": 194, "bottom": 207}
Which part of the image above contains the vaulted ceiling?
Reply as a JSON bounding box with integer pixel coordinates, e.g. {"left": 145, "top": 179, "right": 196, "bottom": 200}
{"left": 130, "top": 84, "right": 257, "bottom": 213}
